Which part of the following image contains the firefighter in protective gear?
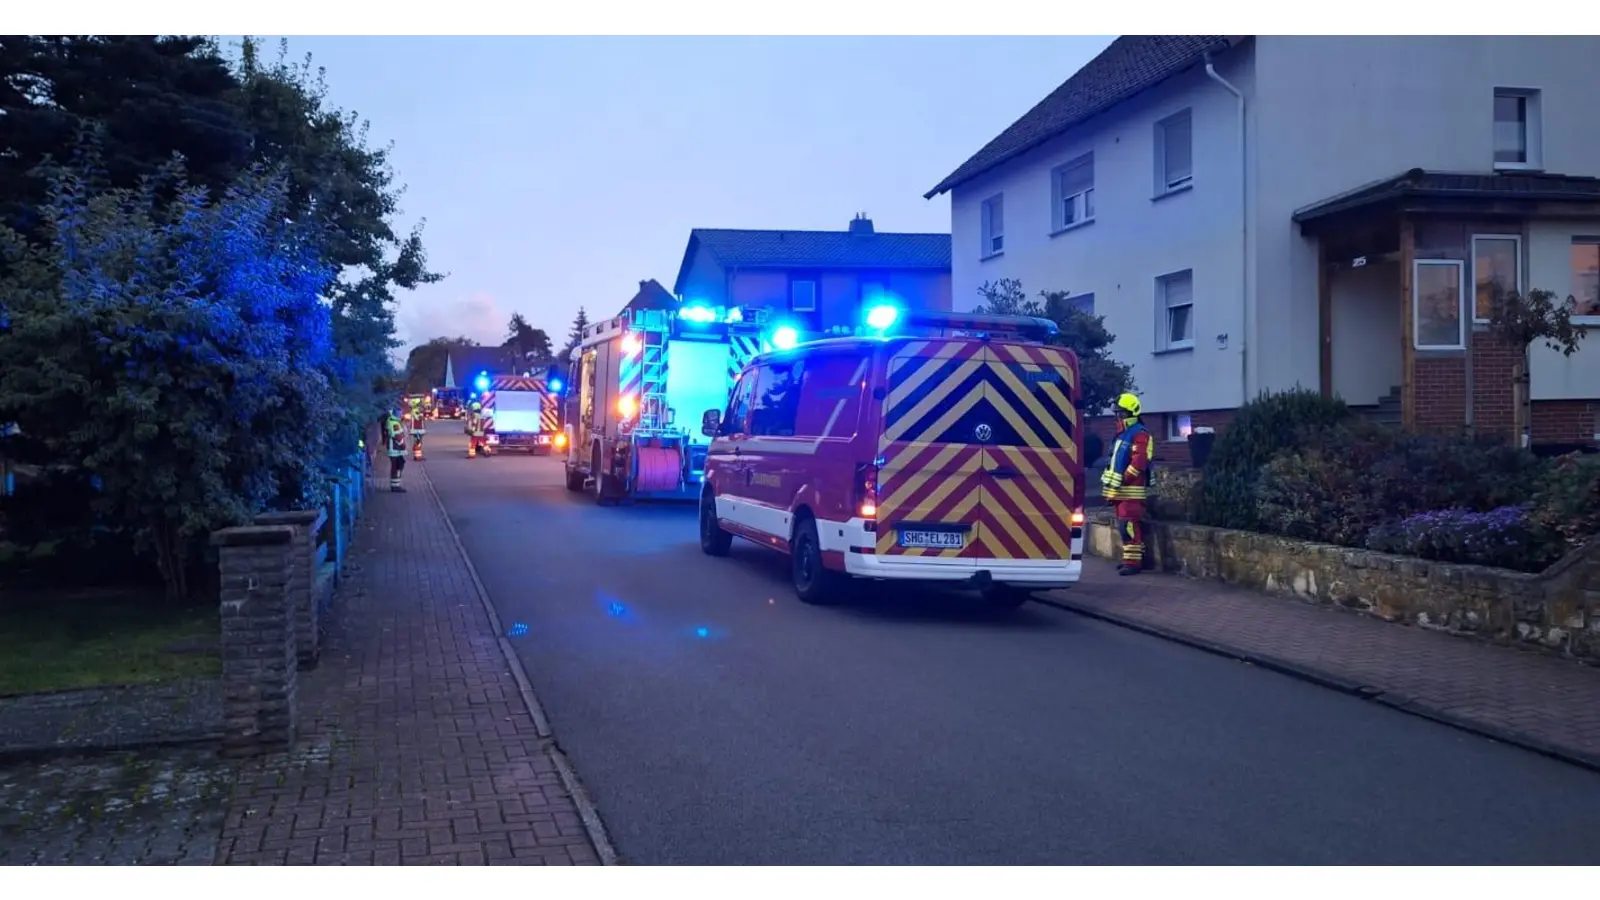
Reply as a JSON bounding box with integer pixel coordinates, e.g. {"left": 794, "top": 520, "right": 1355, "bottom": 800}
{"left": 1101, "top": 392, "right": 1155, "bottom": 575}
{"left": 466, "top": 401, "right": 490, "bottom": 459}
{"left": 407, "top": 396, "right": 427, "bottom": 460}
{"left": 385, "top": 410, "right": 408, "bottom": 492}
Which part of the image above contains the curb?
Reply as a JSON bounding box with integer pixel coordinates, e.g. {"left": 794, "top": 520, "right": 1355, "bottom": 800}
{"left": 420, "top": 461, "right": 622, "bottom": 865}
{"left": 1036, "top": 594, "right": 1600, "bottom": 775}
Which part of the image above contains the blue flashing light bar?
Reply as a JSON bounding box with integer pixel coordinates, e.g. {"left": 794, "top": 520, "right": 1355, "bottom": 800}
{"left": 864, "top": 303, "right": 900, "bottom": 331}
{"left": 679, "top": 302, "right": 750, "bottom": 325}
{"left": 680, "top": 303, "right": 718, "bottom": 323}
{"left": 474, "top": 372, "right": 490, "bottom": 392}
{"left": 770, "top": 325, "right": 800, "bottom": 350}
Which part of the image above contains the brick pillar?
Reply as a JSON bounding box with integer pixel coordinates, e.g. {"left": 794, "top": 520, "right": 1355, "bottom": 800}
{"left": 212, "top": 525, "right": 298, "bottom": 758}
{"left": 254, "top": 509, "right": 323, "bottom": 670}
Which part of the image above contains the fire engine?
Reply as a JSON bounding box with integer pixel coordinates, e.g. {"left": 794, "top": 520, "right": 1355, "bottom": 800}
{"left": 473, "top": 370, "right": 566, "bottom": 455}
{"left": 561, "top": 302, "right": 773, "bottom": 504}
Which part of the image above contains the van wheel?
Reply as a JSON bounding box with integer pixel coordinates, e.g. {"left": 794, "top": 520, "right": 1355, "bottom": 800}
{"left": 982, "top": 586, "right": 1031, "bottom": 611}
{"left": 792, "top": 516, "right": 844, "bottom": 605}
{"left": 564, "top": 466, "right": 586, "bottom": 492}
{"left": 699, "top": 490, "right": 733, "bottom": 556}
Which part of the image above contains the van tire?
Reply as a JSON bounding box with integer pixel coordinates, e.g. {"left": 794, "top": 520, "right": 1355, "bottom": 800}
{"left": 564, "top": 466, "right": 586, "bottom": 492}
{"left": 699, "top": 490, "right": 733, "bottom": 557}
{"left": 792, "top": 516, "right": 843, "bottom": 605}
{"left": 982, "top": 585, "right": 1031, "bottom": 611}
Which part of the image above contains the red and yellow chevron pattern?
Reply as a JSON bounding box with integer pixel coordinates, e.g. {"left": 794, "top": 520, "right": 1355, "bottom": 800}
{"left": 874, "top": 339, "right": 1082, "bottom": 560}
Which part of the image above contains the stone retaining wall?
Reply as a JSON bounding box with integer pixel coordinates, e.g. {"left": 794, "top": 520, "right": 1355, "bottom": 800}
{"left": 1086, "top": 510, "right": 1600, "bottom": 663}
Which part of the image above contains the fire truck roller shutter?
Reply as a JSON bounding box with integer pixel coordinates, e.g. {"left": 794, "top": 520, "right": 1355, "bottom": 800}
{"left": 667, "top": 339, "right": 736, "bottom": 444}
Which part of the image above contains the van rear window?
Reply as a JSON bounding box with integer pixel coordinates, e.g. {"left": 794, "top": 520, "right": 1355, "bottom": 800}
{"left": 884, "top": 354, "right": 1077, "bottom": 451}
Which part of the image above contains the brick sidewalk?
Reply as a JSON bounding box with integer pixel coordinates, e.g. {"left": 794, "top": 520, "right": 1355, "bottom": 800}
{"left": 216, "top": 467, "right": 601, "bottom": 865}
{"left": 1045, "top": 561, "right": 1600, "bottom": 770}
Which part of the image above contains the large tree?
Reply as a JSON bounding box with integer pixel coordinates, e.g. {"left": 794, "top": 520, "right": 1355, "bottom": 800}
{"left": 402, "top": 336, "right": 478, "bottom": 394}
{"left": 974, "top": 278, "right": 1135, "bottom": 416}
{"left": 232, "top": 37, "right": 444, "bottom": 456}
{"left": 0, "top": 149, "right": 337, "bottom": 602}
{"left": 1, "top": 35, "right": 442, "bottom": 464}
{"left": 0, "top": 35, "right": 253, "bottom": 235}
{"left": 503, "top": 312, "right": 553, "bottom": 367}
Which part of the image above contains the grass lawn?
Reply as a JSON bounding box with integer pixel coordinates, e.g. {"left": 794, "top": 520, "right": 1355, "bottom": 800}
{"left": 0, "top": 586, "right": 220, "bottom": 696}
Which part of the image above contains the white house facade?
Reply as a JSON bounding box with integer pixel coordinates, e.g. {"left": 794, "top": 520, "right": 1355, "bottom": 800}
{"left": 931, "top": 35, "right": 1600, "bottom": 450}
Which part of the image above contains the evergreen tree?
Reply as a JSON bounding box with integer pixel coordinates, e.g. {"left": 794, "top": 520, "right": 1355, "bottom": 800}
{"left": 564, "top": 306, "right": 590, "bottom": 357}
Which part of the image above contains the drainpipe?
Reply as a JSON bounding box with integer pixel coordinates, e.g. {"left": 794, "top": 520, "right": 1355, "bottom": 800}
{"left": 1205, "top": 54, "right": 1249, "bottom": 407}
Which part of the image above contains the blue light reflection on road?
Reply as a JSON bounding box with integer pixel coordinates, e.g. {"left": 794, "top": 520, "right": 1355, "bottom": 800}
{"left": 595, "top": 590, "right": 727, "bottom": 643}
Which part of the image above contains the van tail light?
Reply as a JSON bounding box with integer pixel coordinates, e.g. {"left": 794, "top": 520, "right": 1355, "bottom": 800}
{"left": 1070, "top": 510, "right": 1085, "bottom": 527}
{"left": 854, "top": 463, "right": 879, "bottom": 520}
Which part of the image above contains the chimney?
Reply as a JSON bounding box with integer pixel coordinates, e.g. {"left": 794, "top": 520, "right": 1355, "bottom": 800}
{"left": 848, "top": 212, "right": 874, "bottom": 235}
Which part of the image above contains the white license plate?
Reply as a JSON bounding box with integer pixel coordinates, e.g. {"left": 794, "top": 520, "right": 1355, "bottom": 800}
{"left": 899, "top": 529, "right": 965, "bottom": 549}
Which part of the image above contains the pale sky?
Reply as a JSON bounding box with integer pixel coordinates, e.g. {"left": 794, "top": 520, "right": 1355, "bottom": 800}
{"left": 263, "top": 36, "right": 1113, "bottom": 352}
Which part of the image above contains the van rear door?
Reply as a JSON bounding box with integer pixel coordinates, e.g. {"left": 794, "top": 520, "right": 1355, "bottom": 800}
{"left": 975, "top": 343, "right": 1082, "bottom": 560}
{"left": 875, "top": 340, "right": 988, "bottom": 559}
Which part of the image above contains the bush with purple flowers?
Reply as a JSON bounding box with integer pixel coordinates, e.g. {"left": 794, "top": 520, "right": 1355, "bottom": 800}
{"left": 1365, "top": 506, "right": 1565, "bottom": 573}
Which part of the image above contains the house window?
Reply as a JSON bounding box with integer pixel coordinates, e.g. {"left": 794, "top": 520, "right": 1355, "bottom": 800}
{"left": 1471, "top": 234, "right": 1522, "bottom": 322}
{"left": 1413, "top": 259, "right": 1466, "bottom": 350}
{"left": 1166, "top": 413, "right": 1193, "bottom": 442}
{"left": 1155, "top": 270, "right": 1194, "bottom": 352}
{"left": 1154, "top": 109, "right": 1194, "bottom": 194}
{"left": 980, "top": 194, "right": 1004, "bottom": 257}
{"left": 790, "top": 279, "right": 818, "bottom": 312}
{"left": 1493, "top": 88, "right": 1542, "bottom": 169}
{"left": 1051, "top": 153, "right": 1094, "bottom": 231}
{"left": 1572, "top": 238, "right": 1600, "bottom": 322}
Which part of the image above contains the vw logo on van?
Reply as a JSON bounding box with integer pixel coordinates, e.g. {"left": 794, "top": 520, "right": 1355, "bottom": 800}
{"left": 974, "top": 424, "right": 993, "bottom": 443}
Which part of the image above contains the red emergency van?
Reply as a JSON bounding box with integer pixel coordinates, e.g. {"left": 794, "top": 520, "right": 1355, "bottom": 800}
{"left": 698, "top": 309, "right": 1087, "bottom": 610}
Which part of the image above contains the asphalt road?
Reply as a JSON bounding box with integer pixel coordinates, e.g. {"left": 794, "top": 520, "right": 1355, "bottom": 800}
{"left": 422, "top": 432, "right": 1600, "bottom": 865}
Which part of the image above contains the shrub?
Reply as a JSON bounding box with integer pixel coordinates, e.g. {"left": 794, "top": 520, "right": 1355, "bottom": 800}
{"left": 1370, "top": 432, "right": 1543, "bottom": 515}
{"left": 1365, "top": 506, "right": 1564, "bottom": 573}
{"left": 1256, "top": 448, "right": 1372, "bottom": 545}
{"left": 1193, "top": 388, "right": 1353, "bottom": 530}
{"left": 1530, "top": 453, "right": 1600, "bottom": 550}
{"left": 1255, "top": 421, "right": 1550, "bottom": 556}
{"left": 1149, "top": 467, "right": 1201, "bottom": 521}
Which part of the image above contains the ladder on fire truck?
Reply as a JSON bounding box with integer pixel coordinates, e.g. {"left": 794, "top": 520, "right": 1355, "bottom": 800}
{"left": 634, "top": 308, "right": 671, "bottom": 433}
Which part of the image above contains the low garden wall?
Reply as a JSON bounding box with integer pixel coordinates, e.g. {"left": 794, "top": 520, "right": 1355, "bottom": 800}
{"left": 1086, "top": 509, "right": 1600, "bottom": 663}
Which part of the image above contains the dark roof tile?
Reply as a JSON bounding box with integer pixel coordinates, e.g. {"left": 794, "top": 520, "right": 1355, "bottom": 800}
{"left": 925, "top": 35, "right": 1236, "bottom": 198}
{"left": 673, "top": 226, "right": 951, "bottom": 294}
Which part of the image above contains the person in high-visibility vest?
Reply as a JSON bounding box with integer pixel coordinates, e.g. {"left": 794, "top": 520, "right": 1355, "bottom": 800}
{"left": 466, "top": 401, "right": 490, "bottom": 459}
{"left": 407, "top": 396, "right": 427, "bottom": 460}
{"left": 1100, "top": 392, "right": 1155, "bottom": 575}
{"left": 386, "top": 409, "right": 408, "bottom": 491}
